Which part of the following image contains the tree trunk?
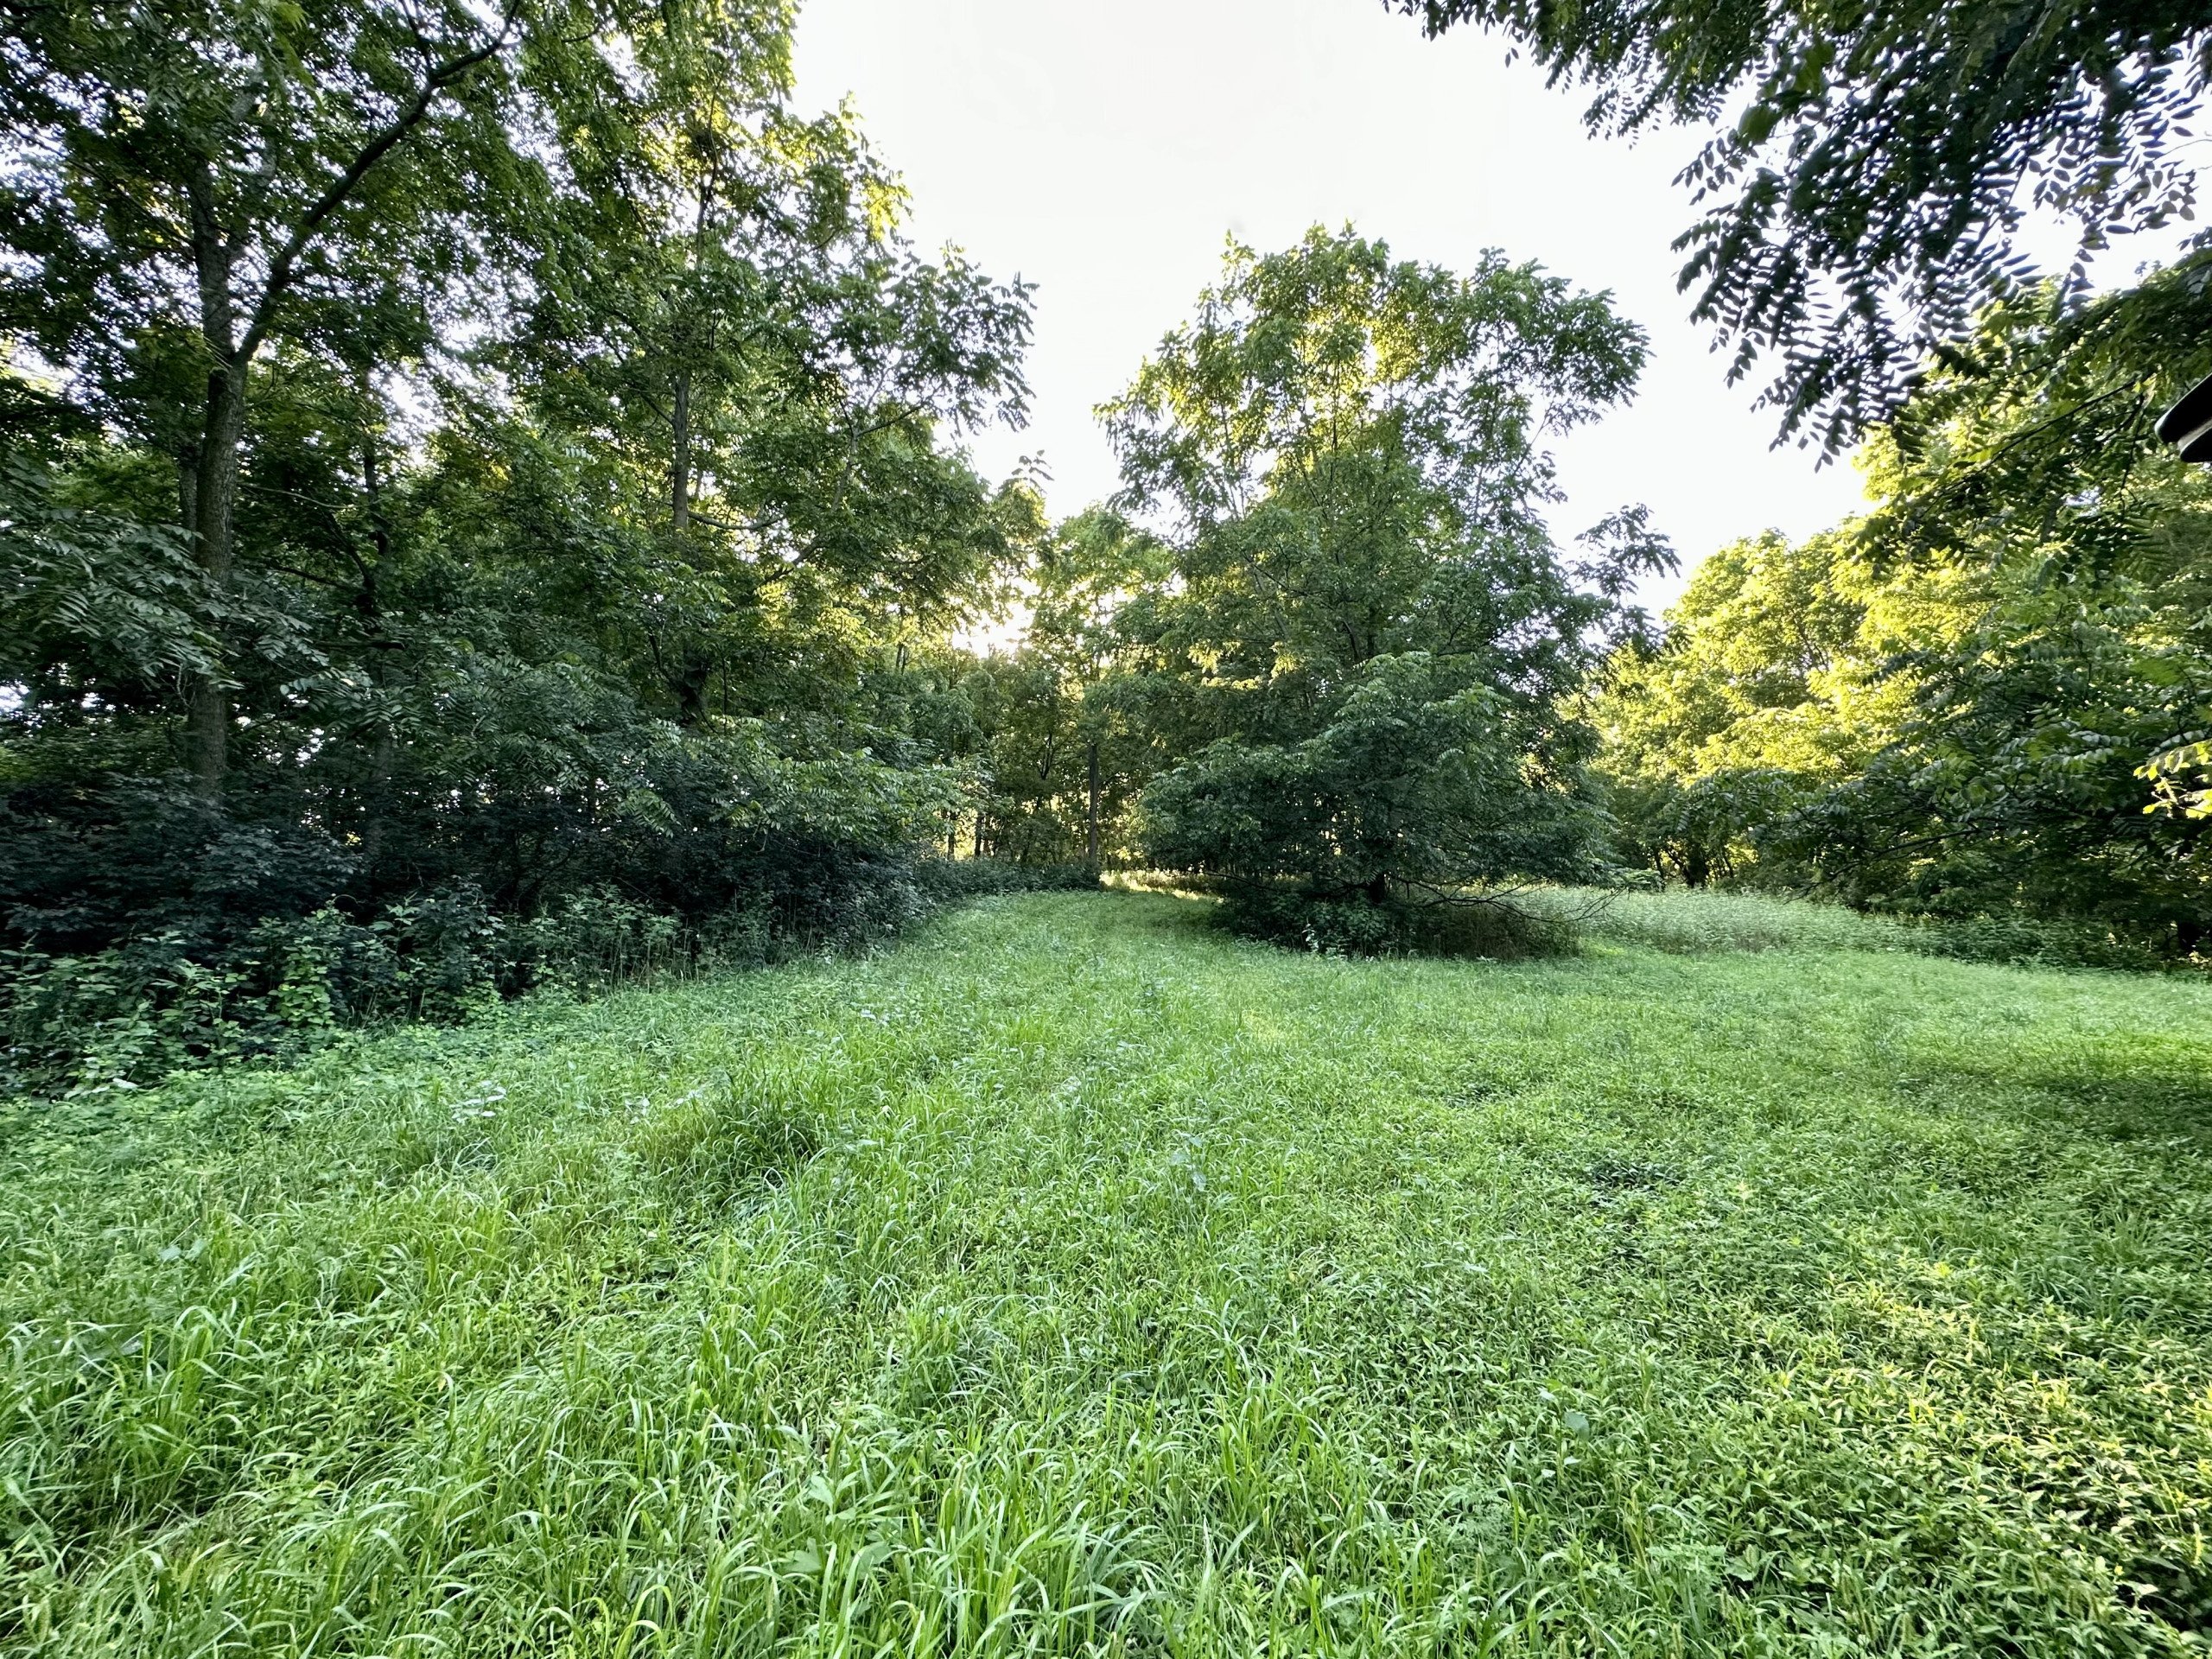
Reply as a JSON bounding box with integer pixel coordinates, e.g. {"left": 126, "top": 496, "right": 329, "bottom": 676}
{"left": 362, "top": 437, "right": 393, "bottom": 576}
{"left": 674, "top": 653, "right": 711, "bottom": 725}
{"left": 1085, "top": 738, "right": 1102, "bottom": 868}
{"left": 361, "top": 721, "right": 397, "bottom": 872}
{"left": 176, "top": 451, "right": 199, "bottom": 536}
{"left": 671, "top": 368, "right": 691, "bottom": 531}
{"left": 1363, "top": 871, "right": 1389, "bottom": 906}
{"left": 185, "top": 359, "right": 249, "bottom": 796}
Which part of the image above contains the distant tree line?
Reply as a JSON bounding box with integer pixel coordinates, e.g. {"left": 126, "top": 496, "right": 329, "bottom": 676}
{"left": 1596, "top": 283, "right": 2212, "bottom": 955}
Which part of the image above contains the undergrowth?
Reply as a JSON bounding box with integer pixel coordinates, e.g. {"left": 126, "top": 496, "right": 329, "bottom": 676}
{"left": 1, "top": 857, "right": 1095, "bottom": 1097}
{"left": 1516, "top": 886, "right": 2206, "bottom": 971}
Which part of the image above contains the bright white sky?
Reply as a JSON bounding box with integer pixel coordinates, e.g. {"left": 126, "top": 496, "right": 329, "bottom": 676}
{"left": 789, "top": 0, "right": 2175, "bottom": 618}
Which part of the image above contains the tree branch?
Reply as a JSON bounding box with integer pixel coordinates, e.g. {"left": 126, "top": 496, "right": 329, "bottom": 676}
{"left": 236, "top": 0, "right": 523, "bottom": 365}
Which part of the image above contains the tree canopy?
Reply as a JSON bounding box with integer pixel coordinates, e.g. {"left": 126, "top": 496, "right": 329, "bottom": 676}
{"left": 1394, "top": 0, "right": 2212, "bottom": 452}
{"left": 1099, "top": 229, "right": 1669, "bottom": 913}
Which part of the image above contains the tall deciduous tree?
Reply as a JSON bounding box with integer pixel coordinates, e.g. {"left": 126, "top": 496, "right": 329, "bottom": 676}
{"left": 957, "top": 508, "right": 1166, "bottom": 867}
{"left": 511, "top": 0, "right": 1033, "bottom": 725}
{"left": 1105, "top": 228, "right": 1668, "bottom": 905}
{"left": 0, "top": 0, "right": 585, "bottom": 789}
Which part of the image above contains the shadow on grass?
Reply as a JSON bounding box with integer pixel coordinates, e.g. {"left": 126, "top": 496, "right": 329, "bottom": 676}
{"left": 1997, "top": 1050, "right": 2212, "bottom": 1143}
{"left": 1204, "top": 884, "right": 1585, "bottom": 963}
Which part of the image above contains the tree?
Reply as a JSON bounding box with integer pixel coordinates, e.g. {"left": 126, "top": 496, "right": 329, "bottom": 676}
{"left": 0, "top": 0, "right": 590, "bottom": 790}
{"left": 509, "top": 10, "right": 1033, "bottom": 728}
{"left": 1592, "top": 527, "right": 1903, "bottom": 884}
{"left": 1593, "top": 298, "right": 2212, "bottom": 944}
{"left": 947, "top": 509, "right": 1167, "bottom": 868}
{"left": 1597, "top": 530, "right": 1897, "bottom": 776}
{"left": 1394, "top": 0, "right": 2212, "bottom": 452}
{"left": 1104, "top": 227, "right": 1666, "bottom": 910}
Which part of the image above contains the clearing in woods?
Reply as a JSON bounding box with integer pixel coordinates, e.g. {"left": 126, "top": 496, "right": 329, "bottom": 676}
{"left": 6, "top": 890, "right": 2211, "bottom": 1655}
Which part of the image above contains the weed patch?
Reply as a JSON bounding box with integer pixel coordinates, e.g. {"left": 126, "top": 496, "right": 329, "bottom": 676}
{"left": 634, "top": 1083, "right": 823, "bottom": 1212}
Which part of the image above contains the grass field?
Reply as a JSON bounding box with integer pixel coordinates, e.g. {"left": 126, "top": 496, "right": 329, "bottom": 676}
{"left": 5, "top": 889, "right": 2212, "bottom": 1656}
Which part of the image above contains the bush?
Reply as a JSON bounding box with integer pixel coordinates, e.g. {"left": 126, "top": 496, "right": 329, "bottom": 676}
{"left": 1141, "top": 654, "right": 1605, "bottom": 906}
{"left": 0, "top": 749, "right": 1092, "bottom": 1096}
{"left": 1908, "top": 910, "right": 2195, "bottom": 973}
{"left": 1219, "top": 885, "right": 1580, "bottom": 960}
{"left": 1511, "top": 886, "right": 1914, "bottom": 956}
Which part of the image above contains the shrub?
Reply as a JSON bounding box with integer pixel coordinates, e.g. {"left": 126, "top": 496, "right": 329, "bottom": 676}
{"left": 1220, "top": 884, "right": 1581, "bottom": 960}
{"left": 1141, "top": 654, "right": 1608, "bottom": 909}
{"left": 0, "top": 849, "right": 1095, "bottom": 1097}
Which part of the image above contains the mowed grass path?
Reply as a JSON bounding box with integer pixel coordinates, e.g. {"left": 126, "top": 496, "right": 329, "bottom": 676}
{"left": 6, "top": 892, "right": 2212, "bottom": 1656}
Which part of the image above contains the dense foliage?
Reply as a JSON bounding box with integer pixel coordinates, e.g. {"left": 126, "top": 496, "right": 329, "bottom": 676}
{"left": 1381, "top": 0, "right": 2212, "bottom": 958}
{"left": 0, "top": 0, "right": 1063, "bottom": 1091}
{"left": 1067, "top": 230, "right": 1670, "bottom": 932}
{"left": 1395, "top": 0, "right": 2212, "bottom": 452}
{"left": 8, "top": 4, "right": 2212, "bottom": 1646}
{"left": 1598, "top": 290, "right": 2212, "bottom": 957}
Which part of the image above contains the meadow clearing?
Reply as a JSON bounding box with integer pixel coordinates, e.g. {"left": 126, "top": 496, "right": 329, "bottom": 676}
{"left": 4, "top": 888, "right": 2209, "bottom": 1656}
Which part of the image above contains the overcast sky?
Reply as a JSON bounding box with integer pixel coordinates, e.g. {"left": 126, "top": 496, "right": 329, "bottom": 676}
{"left": 788, "top": 0, "right": 2168, "bottom": 615}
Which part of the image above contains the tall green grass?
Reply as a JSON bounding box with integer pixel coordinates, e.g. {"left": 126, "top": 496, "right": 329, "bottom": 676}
{"left": 4, "top": 890, "right": 2210, "bottom": 1654}
{"left": 1511, "top": 886, "right": 1920, "bottom": 955}
{"left": 1513, "top": 885, "right": 2199, "bottom": 969}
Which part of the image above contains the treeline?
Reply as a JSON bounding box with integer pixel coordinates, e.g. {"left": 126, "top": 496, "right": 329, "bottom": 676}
{"left": 963, "top": 264, "right": 2212, "bottom": 964}
{"left": 1597, "top": 287, "right": 2212, "bottom": 959}
{"left": 5, "top": 0, "right": 2209, "bottom": 1092}
{"left": 0, "top": 0, "right": 1079, "bottom": 1091}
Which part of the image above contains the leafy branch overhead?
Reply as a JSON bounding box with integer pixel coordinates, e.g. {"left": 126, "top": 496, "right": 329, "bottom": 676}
{"left": 1395, "top": 0, "right": 2212, "bottom": 451}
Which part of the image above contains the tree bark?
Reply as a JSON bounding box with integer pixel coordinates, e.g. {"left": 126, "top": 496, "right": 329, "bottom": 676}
{"left": 361, "top": 721, "right": 397, "bottom": 871}
{"left": 1085, "top": 738, "right": 1102, "bottom": 868}
{"left": 185, "top": 357, "right": 249, "bottom": 795}
{"left": 674, "top": 652, "right": 711, "bottom": 724}
{"left": 176, "top": 450, "right": 199, "bottom": 535}
{"left": 671, "top": 367, "right": 692, "bottom": 530}
{"left": 362, "top": 436, "right": 392, "bottom": 578}
{"left": 358, "top": 438, "right": 397, "bottom": 867}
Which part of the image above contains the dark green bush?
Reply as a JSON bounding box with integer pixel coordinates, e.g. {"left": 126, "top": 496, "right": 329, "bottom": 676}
{"left": 1219, "top": 885, "right": 1580, "bottom": 960}
{"left": 0, "top": 753, "right": 1081, "bottom": 1096}
{"left": 1140, "top": 655, "right": 1607, "bottom": 907}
